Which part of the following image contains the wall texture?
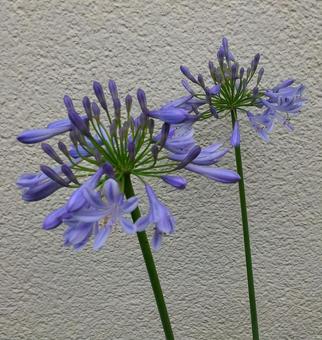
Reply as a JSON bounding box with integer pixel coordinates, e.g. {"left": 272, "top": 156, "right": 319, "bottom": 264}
{"left": 1, "top": 0, "right": 322, "bottom": 339}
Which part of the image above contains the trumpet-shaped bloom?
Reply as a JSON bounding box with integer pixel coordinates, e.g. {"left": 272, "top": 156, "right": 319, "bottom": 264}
{"left": 64, "top": 179, "right": 138, "bottom": 250}
{"left": 135, "top": 184, "right": 175, "bottom": 251}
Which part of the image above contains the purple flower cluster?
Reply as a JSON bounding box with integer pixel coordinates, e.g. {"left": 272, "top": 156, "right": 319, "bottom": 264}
{"left": 17, "top": 80, "right": 239, "bottom": 251}
{"left": 179, "top": 37, "right": 305, "bottom": 143}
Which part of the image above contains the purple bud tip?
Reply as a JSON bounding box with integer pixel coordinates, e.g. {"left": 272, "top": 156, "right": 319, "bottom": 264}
{"left": 197, "top": 74, "right": 205, "bottom": 88}
{"left": 58, "top": 141, "right": 69, "bottom": 156}
{"left": 82, "top": 96, "right": 92, "bottom": 117}
{"left": 108, "top": 80, "right": 118, "bottom": 100}
{"left": 63, "top": 95, "right": 74, "bottom": 111}
{"left": 67, "top": 109, "right": 90, "bottom": 136}
{"left": 222, "top": 37, "right": 229, "bottom": 51}
{"left": 91, "top": 102, "right": 100, "bottom": 118}
{"left": 161, "top": 175, "right": 187, "bottom": 190}
{"left": 159, "top": 123, "right": 170, "bottom": 147}
{"left": 127, "top": 140, "right": 135, "bottom": 160}
{"left": 180, "top": 65, "right": 197, "bottom": 84}
{"left": 61, "top": 164, "right": 79, "bottom": 185}
{"left": 103, "top": 162, "right": 115, "bottom": 178}
{"left": 93, "top": 81, "right": 108, "bottom": 111}
{"left": 137, "top": 88, "right": 149, "bottom": 114}
{"left": 151, "top": 144, "right": 159, "bottom": 160}
{"left": 40, "top": 165, "right": 69, "bottom": 187}
{"left": 93, "top": 81, "right": 103, "bottom": 95}
{"left": 239, "top": 67, "right": 245, "bottom": 79}
{"left": 217, "top": 47, "right": 224, "bottom": 61}
{"left": 125, "top": 94, "right": 132, "bottom": 113}
{"left": 41, "top": 143, "right": 63, "bottom": 164}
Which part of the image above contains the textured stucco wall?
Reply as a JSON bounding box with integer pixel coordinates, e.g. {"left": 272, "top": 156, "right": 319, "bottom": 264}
{"left": 1, "top": 0, "right": 322, "bottom": 339}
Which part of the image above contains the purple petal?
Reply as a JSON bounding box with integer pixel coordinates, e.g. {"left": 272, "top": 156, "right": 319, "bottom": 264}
{"left": 93, "top": 225, "right": 112, "bottom": 251}
{"left": 43, "top": 206, "right": 66, "bottom": 230}
{"left": 17, "top": 127, "right": 69, "bottom": 144}
{"left": 151, "top": 229, "right": 163, "bottom": 251}
{"left": 120, "top": 217, "right": 136, "bottom": 234}
{"left": 121, "top": 196, "right": 139, "bottom": 213}
{"left": 161, "top": 175, "right": 187, "bottom": 189}
{"left": 185, "top": 164, "right": 240, "bottom": 183}
{"left": 135, "top": 214, "right": 151, "bottom": 232}
{"left": 103, "top": 179, "right": 121, "bottom": 204}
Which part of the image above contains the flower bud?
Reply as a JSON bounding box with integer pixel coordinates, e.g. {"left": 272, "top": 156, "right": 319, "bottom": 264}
{"left": 137, "top": 88, "right": 149, "bottom": 115}
{"left": 197, "top": 74, "right": 205, "bottom": 88}
{"left": 127, "top": 140, "right": 135, "bottom": 161}
{"left": 125, "top": 94, "right": 132, "bottom": 114}
{"left": 151, "top": 144, "right": 159, "bottom": 161}
{"left": 91, "top": 102, "right": 101, "bottom": 120}
{"left": 103, "top": 162, "right": 115, "bottom": 178}
{"left": 82, "top": 96, "right": 93, "bottom": 120}
{"left": 40, "top": 165, "right": 69, "bottom": 187}
{"left": 161, "top": 175, "right": 187, "bottom": 190}
{"left": 257, "top": 67, "right": 264, "bottom": 84}
{"left": 61, "top": 164, "right": 79, "bottom": 184}
{"left": 58, "top": 141, "right": 69, "bottom": 157}
{"left": 158, "top": 123, "right": 170, "bottom": 148}
{"left": 93, "top": 81, "right": 108, "bottom": 111}
{"left": 41, "top": 143, "right": 64, "bottom": 164}
{"left": 180, "top": 66, "right": 198, "bottom": 84}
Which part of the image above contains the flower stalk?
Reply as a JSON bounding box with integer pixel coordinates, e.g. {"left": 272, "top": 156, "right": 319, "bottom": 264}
{"left": 231, "top": 109, "right": 259, "bottom": 340}
{"left": 123, "top": 173, "right": 175, "bottom": 340}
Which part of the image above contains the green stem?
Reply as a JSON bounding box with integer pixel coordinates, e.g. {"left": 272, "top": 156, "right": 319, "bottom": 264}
{"left": 123, "top": 174, "right": 175, "bottom": 340}
{"left": 231, "top": 110, "right": 260, "bottom": 340}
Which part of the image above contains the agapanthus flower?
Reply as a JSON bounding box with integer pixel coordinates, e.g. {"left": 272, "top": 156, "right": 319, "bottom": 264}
{"left": 17, "top": 79, "right": 239, "bottom": 251}
{"left": 179, "top": 37, "right": 305, "bottom": 142}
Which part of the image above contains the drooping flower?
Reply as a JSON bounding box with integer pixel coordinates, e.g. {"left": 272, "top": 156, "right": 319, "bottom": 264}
{"left": 17, "top": 79, "right": 239, "bottom": 250}
{"left": 135, "top": 184, "right": 175, "bottom": 251}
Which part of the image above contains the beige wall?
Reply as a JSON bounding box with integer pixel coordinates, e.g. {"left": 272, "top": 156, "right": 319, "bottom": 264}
{"left": 1, "top": 0, "right": 322, "bottom": 339}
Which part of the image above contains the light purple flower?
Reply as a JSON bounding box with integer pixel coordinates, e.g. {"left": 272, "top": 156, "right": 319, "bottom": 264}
{"left": 262, "top": 82, "right": 305, "bottom": 115}
{"left": 247, "top": 111, "right": 271, "bottom": 142}
{"left": 135, "top": 184, "right": 175, "bottom": 251}
{"left": 64, "top": 178, "right": 139, "bottom": 250}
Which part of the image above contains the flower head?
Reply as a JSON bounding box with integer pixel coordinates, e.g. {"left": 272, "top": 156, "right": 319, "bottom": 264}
{"left": 17, "top": 79, "right": 239, "bottom": 250}
{"left": 179, "top": 37, "right": 305, "bottom": 142}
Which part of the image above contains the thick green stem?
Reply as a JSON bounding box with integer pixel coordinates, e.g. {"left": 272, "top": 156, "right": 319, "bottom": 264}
{"left": 123, "top": 174, "right": 175, "bottom": 340}
{"left": 231, "top": 110, "right": 260, "bottom": 340}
